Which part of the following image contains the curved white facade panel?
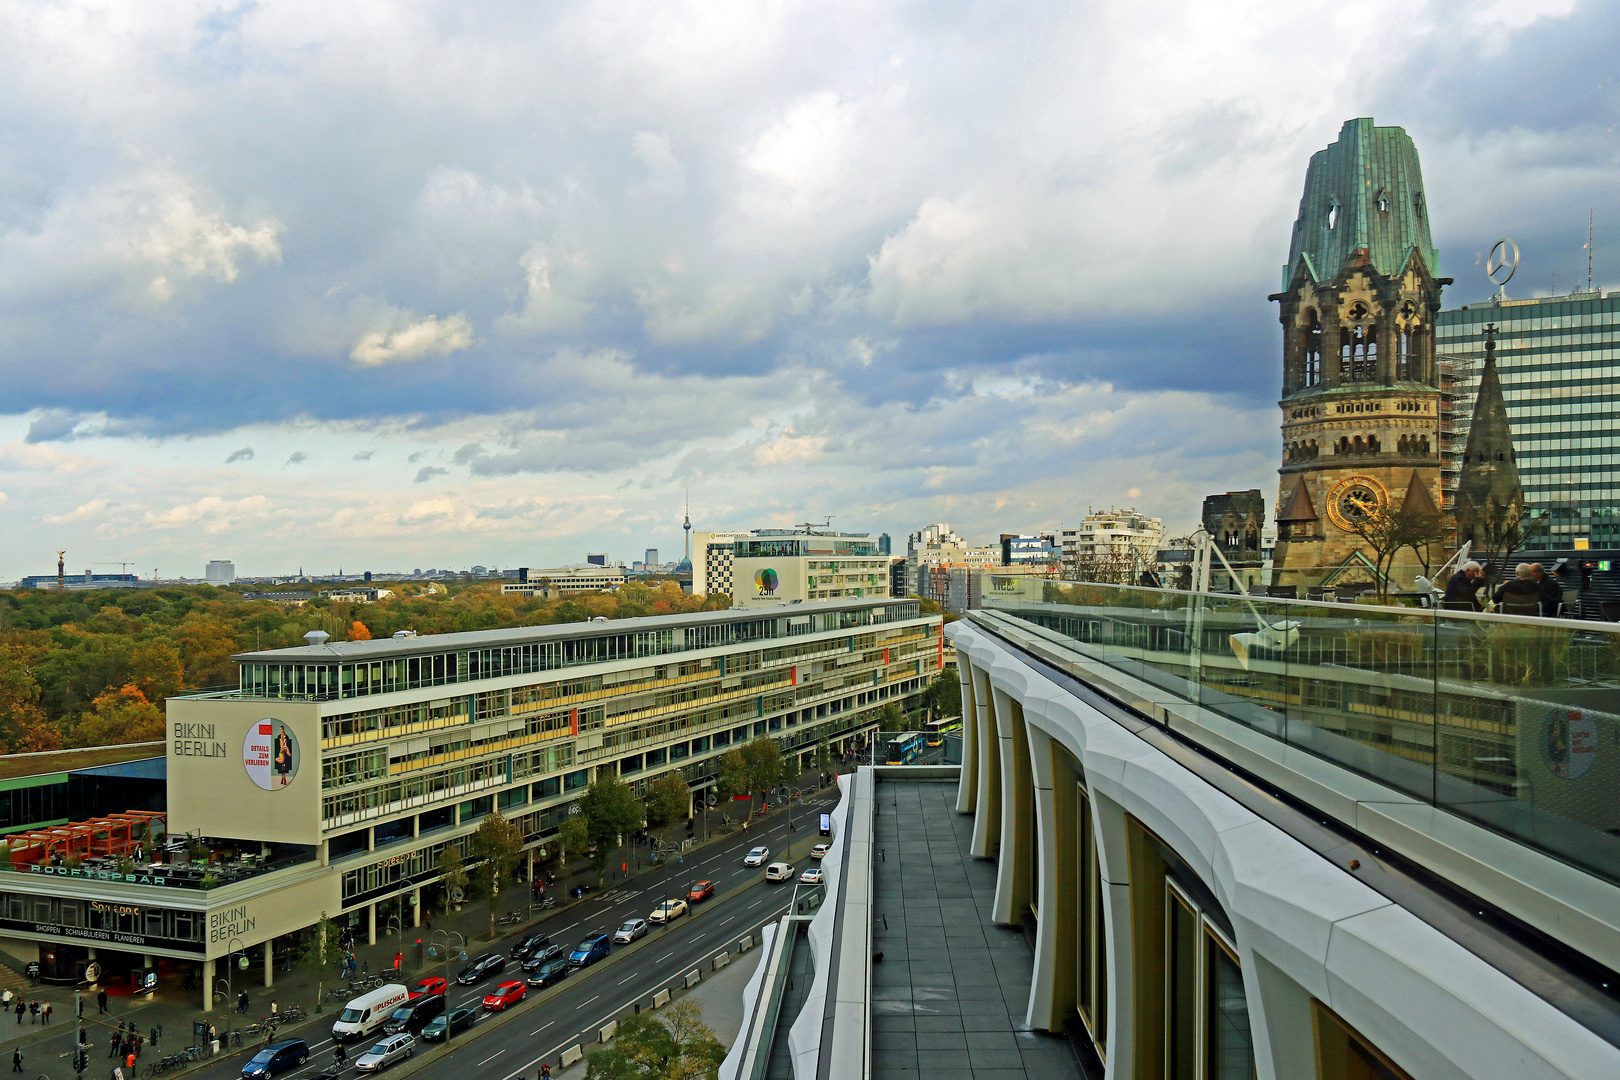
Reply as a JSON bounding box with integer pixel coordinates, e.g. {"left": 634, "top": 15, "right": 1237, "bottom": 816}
{"left": 950, "top": 620, "right": 1620, "bottom": 1080}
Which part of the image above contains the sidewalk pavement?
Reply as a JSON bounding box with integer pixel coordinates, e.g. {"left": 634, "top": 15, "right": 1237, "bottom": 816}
{"left": 0, "top": 770, "right": 842, "bottom": 1076}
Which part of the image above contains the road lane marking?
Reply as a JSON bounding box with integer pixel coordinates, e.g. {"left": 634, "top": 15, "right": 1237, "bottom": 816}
{"left": 529, "top": 1022, "right": 553, "bottom": 1036}
{"left": 617, "top": 973, "right": 638, "bottom": 985}
{"left": 655, "top": 952, "right": 673, "bottom": 963}
{"left": 477, "top": 1048, "right": 506, "bottom": 1066}
{"left": 687, "top": 933, "right": 706, "bottom": 943}
{"left": 574, "top": 995, "right": 599, "bottom": 1010}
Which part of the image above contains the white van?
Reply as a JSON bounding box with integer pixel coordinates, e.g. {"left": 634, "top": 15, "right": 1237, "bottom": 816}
{"left": 332, "top": 984, "right": 410, "bottom": 1042}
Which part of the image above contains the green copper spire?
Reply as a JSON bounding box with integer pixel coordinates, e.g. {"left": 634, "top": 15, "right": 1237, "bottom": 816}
{"left": 1283, "top": 118, "right": 1439, "bottom": 288}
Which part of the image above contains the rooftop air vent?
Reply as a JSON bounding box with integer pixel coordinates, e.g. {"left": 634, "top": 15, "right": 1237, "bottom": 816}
{"left": 304, "top": 630, "right": 331, "bottom": 646}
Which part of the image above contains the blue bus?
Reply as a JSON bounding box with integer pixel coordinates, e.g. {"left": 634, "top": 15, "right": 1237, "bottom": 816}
{"left": 884, "top": 731, "right": 929, "bottom": 765}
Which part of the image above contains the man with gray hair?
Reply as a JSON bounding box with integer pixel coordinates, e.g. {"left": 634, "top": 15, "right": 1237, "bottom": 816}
{"left": 1441, "top": 560, "right": 1486, "bottom": 611}
{"left": 1493, "top": 563, "right": 1542, "bottom": 615}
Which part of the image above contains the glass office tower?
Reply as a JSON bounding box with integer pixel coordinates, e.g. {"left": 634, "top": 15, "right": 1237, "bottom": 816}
{"left": 1437, "top": 291, "right": 1620, "bottom": 549}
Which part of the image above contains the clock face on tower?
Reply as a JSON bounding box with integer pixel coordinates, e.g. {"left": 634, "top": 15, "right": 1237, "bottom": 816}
{"left": 1326, "top": 475, "right": 1389, "bottom": 531}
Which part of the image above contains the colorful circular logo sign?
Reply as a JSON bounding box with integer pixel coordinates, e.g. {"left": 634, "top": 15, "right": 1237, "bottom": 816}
{"left": 244, "top": 719, "right": 300, "bottom": 790}
{"left": 754, "top": 568, "right": 779, "bottom": 596}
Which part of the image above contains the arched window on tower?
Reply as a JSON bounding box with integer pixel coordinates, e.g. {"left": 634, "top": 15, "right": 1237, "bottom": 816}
{"left": 1303, "top": 311, "right": 1323, "bottom": 386}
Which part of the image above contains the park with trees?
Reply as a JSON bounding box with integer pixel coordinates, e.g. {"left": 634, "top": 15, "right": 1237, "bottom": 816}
{"left": 0, "top": 578, "right": 726, "bottom": 752}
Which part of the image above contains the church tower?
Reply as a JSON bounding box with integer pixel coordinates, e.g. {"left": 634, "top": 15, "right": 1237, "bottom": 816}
{"left": 1270, "top": 118, "right": 1452, "bottom": 593}
{"left": 1453, "top": 325, "right": 1525, "bottom": 564}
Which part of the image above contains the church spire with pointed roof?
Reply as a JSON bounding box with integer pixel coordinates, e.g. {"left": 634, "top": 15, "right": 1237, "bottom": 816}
{"left": 1454, "top": 325, "right": 1525, "bottom": 555}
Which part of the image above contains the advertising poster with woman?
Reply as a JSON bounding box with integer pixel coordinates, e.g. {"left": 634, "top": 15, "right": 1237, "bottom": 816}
{"left": 243, "top": 719, "right": 300, "bottom": 790}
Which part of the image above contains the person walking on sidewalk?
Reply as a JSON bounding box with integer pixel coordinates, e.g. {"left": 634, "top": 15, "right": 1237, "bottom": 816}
{"left": 108, "top": 1032, "right": 119, "bottom": 1059}
{"left": 41, "top": 1003, "right": 50, "bottom": 1024}
{"left": 11, "top": 1048, "right": 21, "bottom": 1073}
{"left": 1, "top": 989, "right": 11, "bottom": 1012}
{"left": 27, "top": 1000, "right": 37, "bottom": 1024}
{"left": 12, "top": 1000, "right": 21, "bottom": 1025}
{"left": 97, "top": 989, "right": 108, "bottom": 1014}
{"left": 538, "top": 1064, "right": 549, "bottom": 1079}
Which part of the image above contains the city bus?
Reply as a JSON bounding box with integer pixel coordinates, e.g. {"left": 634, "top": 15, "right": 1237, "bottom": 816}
{"left": 884, "top": 731, "right": 929, "bottom": 765}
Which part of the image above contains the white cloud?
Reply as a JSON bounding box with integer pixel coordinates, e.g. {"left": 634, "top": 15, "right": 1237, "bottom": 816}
{"left": 351, "top": 314, "right": 474, "bottom": 366}
{"left": 141, "top": 495, "right": 270, "bottom": 533}
{"left": 42, "top": 498, "right": 109, "bottom": 525}
{"left": 0, "top": 167, "right": 281, "bottom": 306}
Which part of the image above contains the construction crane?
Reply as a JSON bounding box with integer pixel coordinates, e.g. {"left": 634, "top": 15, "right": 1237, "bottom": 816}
{"left": 793, "top": 517, "right": 834, "bottom": 535}
{"left": 95, "top": 562, "right": 136, "bottom": 580}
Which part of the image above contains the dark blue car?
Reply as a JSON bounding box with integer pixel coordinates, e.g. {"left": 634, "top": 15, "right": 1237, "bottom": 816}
{"left": 569, "top": 933, "right": 611, "bottom": 967}
{"left": 242, "top": 1040, "right": 309, "bottom": 1079}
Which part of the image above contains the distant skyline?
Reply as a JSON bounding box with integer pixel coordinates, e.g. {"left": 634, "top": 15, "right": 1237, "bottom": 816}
{"left": 2, "top": 0, "right": 1616, "bottom": 580}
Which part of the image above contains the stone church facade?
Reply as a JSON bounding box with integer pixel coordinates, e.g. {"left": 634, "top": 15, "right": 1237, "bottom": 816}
{"left": 1270, "top": 118, "right": 1451, "bottom": 593}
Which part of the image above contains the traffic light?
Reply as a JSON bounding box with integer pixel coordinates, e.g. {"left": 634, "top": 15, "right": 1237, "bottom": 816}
{"left": 74, "top": 1049, "right": 88, "bottom": 1074}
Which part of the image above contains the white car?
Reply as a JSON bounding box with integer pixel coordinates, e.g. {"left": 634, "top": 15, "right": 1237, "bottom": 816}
{"left": 743, "top": 846, "right": 770, "bottom": 866}
{"left": 354, "top": 1033, "right": 415, "bottom": 1073}
{"left": 648, "top": 898, "right": 689, "bottom": 924}
{"left": 810, "top": 843, "right": 830, "bottom": 860}
{"left": 765, "top": 861, "right": 793, "bottom": 882}
{"left": 799, "top": 867, "right": 824, "bottom": 885}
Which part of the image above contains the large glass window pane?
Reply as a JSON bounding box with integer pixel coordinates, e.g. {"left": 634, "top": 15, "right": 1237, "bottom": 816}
{"left": 1206, "top": 935, "right": 1254, "bottom": 1079}
{"left": 1167, "top": 888, "right": 1199, "bottom": 1077}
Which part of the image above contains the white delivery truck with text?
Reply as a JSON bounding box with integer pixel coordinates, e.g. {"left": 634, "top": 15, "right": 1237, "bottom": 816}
{"left": 332, "top": 984, "right": 411, "bottom": 1043}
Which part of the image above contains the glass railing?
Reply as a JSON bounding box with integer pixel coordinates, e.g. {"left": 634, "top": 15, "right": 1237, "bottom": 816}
{"left": 979, "top": 580, "right": 1620, "bottom": 888}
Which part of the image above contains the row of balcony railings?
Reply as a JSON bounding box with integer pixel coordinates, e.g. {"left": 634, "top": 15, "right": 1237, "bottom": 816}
{"left": 979, "top": 580, "right": 1620, "bottom": 889}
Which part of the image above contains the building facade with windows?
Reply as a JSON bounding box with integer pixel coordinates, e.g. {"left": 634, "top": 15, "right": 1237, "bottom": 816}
{"left": 0, "top": 600, "right": 940, "bottom": 1007}
{"left": 691, "top": 532, "right": 747, "bottom": 597}
{"left": 500, "top": 565, "right": 628, "bottom": 596}
{"left": 1438, "top": 291, "right": 1620, "bottom": 549}
{"left": 728, "top": 531, "right": 894, "bottom": 609}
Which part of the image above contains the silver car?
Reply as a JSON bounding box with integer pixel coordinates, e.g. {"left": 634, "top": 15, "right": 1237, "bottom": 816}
{"left": 613, "top": 918, "right": 648, "bottom": 944}
{"left": 354, "top": 1033, "right": 415, "bottom": 1073}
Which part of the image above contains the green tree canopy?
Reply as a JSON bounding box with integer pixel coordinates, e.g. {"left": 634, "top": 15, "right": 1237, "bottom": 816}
{"left": 921, "top": 670, "right": 961, "bottom": 719}
{"left": 0, "top": 579, "right": 729, "bottom": 752}
{"left": 436, "top": 845, "right": 469, "bottom": 913}
{"left": 643, "top": 772, "right": 691, "bottom": 859}
{"left": 577, "top": 772, "right": 645, "bottom": 882}
{"left": 585, "top": 999, "right": 724, "bottom": 1080}
{"left": 469, "top": 811, "right": 525, "bottom": 933}
{"left": 741, "top": 736, "right": 782, "bottom": 804}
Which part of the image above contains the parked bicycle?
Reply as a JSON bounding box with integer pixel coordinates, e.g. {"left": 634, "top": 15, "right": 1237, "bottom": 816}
{"left": 496, "top": 910, "right": 524, "bottom": 926}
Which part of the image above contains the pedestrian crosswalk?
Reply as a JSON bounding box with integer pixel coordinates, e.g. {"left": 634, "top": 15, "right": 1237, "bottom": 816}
{"left": 590, "top": 889, "right": 641, "bottom": 904}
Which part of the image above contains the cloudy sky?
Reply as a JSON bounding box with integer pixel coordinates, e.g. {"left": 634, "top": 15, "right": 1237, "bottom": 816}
{"left": 1, "top": 0, "right": 1614, "bottom": 580}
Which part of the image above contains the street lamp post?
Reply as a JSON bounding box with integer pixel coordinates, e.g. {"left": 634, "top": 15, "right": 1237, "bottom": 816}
{"left": 221, "top": 936, "right": 246, "bottom": 1036}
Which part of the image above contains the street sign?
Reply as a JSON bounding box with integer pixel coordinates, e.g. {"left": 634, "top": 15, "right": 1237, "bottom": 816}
{"left": 24, "top": 962, "right": 39, "bottom": 979}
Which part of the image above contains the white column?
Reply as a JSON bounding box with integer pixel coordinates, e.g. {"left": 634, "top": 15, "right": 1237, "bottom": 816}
{"left": 990, "top": 685, "right": 1032, "bottom": 926}
{"left": 1023, "top": 724, "right": 1071, "bottom": 1032}
{"left": 412, "top": 889, "right": 422, "bottom": 928}
{"left": 969, "top": 664, "right": 1000, "bottom": 858}
{"left": 954, "top": 653, "right": 979, "bottom": 813}
{"left": 263, "top": 941, "right": 273, "bottom": 988}
{"left": 367, "top": 904, "right": 377, "bottom": 946}
{"left": 201, "top": 958, "right": 215, "bottom": 1012}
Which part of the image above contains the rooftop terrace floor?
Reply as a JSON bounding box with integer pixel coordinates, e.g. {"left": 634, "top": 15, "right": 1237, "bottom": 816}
{"left": 870, "top": 779, "right": 1080, "bottom": 1080}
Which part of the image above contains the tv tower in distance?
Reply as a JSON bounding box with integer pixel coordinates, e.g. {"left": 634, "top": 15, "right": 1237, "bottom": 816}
{"left": 682, "top": 490, "right": 692, "bottom": 564}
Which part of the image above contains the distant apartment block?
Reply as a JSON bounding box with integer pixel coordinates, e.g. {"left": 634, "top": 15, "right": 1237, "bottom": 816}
{"left": 501, "top": 565, "right": 628, "bottom": 597}
{"left": 205, "top": 560, "right": 236, "bottom": 584}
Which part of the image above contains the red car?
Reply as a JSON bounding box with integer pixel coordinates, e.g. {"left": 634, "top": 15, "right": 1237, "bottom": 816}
{"left": 413, "top": 977, "right": 447, "bottom": 998}
{"left": 482, "top": 980, "right": 526, "bottom": 1011}
{"left": 687, "top": 880, "right": 715, "bottom": 903}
